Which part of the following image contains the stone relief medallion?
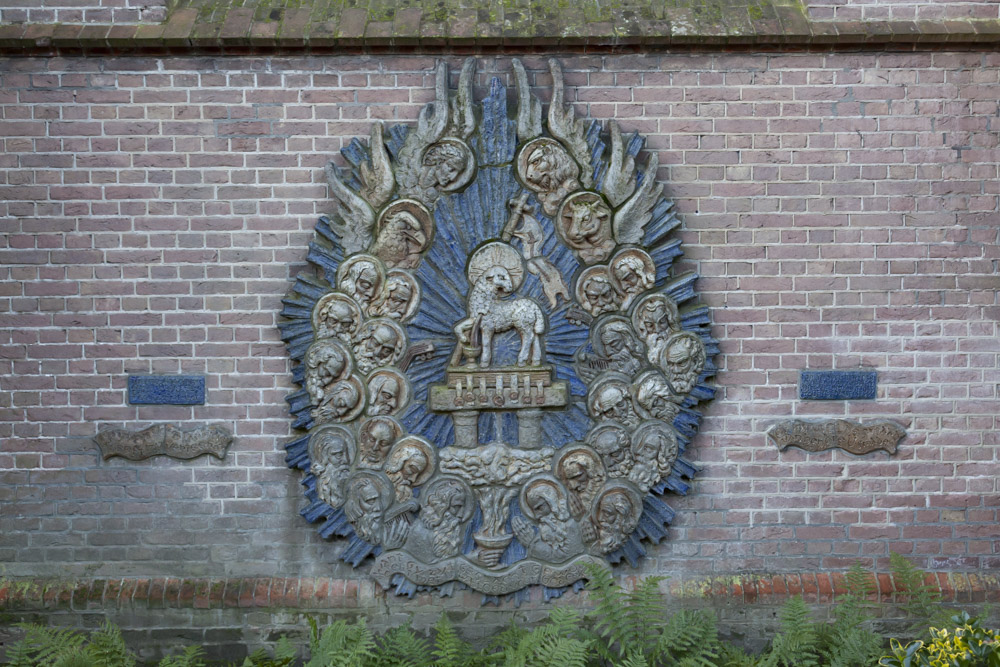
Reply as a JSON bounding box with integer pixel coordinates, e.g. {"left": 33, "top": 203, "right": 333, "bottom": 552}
{"left": 420, "top": 138, "right": 476, "bottom": 193}
{"left": 372, "top": 199, "right": 434, "bottom": 270}
{"left": 556, "top": 191, "right": 615, "bottom": 265}
{"left": 313, "top": 292, "right": 364, "bottom": 342}
{"left": 279, "top": 58, "right": 719, "bottom": 602}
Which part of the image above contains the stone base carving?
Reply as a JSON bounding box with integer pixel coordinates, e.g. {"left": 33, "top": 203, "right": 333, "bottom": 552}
{"left": 370, "top": 551, "right": 608, "bottom": 595}
{"left": 768, "top": 419, "right": 905, "bottom": 455}
{"left": 94, "top": 423, "right": 232, "bottom": 461}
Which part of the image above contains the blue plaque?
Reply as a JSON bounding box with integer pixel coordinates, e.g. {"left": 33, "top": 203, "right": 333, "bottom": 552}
{"left": 128, "top": 375, "right": 206, "bottom": 405}
{"left": 800, "top": 370, "right": 877, "bottom": 401}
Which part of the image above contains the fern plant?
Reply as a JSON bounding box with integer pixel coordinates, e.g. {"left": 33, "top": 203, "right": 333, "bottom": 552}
{"left": 303, "top": 616, "right": 376, "bottom": 667}
{"left": 757, "top": 596, "right": 822, "bottom": 667}
{"left": 889, "top": 552, "right": 952, "bottom": 637}
{"left": 3, "top": 622, "right": 133, "bottom": 667}
{"left": 818, "top": 563, "right": 884, "bottom": 667}
{"left": 370, "top": 622, "right": 434, "bottom": 667}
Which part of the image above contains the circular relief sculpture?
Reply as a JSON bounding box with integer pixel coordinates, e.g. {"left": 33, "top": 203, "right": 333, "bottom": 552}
{"left": 279, "top": 58, "right": 719, "bottom": 602}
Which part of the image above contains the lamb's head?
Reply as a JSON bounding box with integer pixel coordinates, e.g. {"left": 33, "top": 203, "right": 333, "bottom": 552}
{"left": 481, "top": 265, "right": 513, "bottom": 295}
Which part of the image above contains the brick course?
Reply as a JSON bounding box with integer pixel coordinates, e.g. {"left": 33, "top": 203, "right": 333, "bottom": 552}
{"left": 1, "top": 51, "right": 999, "bottom": 645}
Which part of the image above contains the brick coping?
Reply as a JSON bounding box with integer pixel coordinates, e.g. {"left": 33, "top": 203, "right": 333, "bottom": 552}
{"left": 2, "top": 573, "right": 999, "bottom": 611}
{"left": 0, "top": 12, "right": 999, "bottom": 56}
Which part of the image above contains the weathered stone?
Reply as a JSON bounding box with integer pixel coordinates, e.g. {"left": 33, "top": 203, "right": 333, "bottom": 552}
{"left": 767, "top": 419, "right": 905, "bottom": 455}
{"left": 94, "top": 423, "right": 232, "bottom": 461}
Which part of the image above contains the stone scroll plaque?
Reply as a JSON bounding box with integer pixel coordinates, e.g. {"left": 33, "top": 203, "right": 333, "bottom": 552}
{"left": 94, "top": 423, "right": 232, "bottom": 461}
{"left": 767, "top": 419, "right": 905, "bottom": 455}
{"left": 277, "top": 59, "right": 720, "bottom": 601}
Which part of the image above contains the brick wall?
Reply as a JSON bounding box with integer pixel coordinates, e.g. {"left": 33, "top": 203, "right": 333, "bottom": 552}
{"left": 805, "top": 0, "right": 1000, "bottom": 21}
{"left": 1, "top": 52, "right": 999, "bottom": 641}
{"left": 0, "top": 0, "right": 167, "bottom": 25}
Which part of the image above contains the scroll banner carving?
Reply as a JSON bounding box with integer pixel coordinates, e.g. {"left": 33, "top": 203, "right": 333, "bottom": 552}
{"left": 279, "top": 58, "right": 719, "bottom": 602}
{"left": 768, "top": 419, "right": 906, "bottom": 455}
{"left": 94, "top": 423, "right": 232, "bottom": 461}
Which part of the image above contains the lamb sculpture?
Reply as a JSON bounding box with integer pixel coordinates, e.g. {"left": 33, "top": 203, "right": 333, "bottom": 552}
{"left": 457, "top": 242, "right": 546, "bottom": 368}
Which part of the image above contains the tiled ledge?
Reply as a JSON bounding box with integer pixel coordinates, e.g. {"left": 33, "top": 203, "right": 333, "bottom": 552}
{"left": 2, "top": 572, "right": 999, "bottom": 611}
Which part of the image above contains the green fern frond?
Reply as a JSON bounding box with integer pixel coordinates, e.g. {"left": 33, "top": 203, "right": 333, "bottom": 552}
{"left": 652, "top": 609, "right": 722, "bottom": 667}
{"left": 888, "top": 552, "right": 950, "bottom": 635}
{"left": 8, "top": 623, "right": 88, "bottom": 667}
{"left": 51, "top": 649, "right": 95, "bottom": 667}
{"left": 373, "top": 622, "right": 433, "bottom": 667}
{"left": 85, "top": 620, "right": 135, "bottom": 667}
{"left": 431, "top": 614, "right": 474, "bottom": 667}
{"left": 758, "top": 596, "right": 821, "bottom": 667}
{"left": 157, "top": 644, "right": 207, "bottom": 667}
{"left": 615, "top": 651, "right": 649, "bottom": 667}
{"left": 304, "top": 618, "right": 376, "bottom": 667}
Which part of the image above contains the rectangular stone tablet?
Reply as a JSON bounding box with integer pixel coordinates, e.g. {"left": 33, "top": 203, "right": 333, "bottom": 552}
{"left": 128, "top": 375, "right": 206, "bottom": 405}
{"left": 799, "top": 370, "right": 877, "bottom": 400}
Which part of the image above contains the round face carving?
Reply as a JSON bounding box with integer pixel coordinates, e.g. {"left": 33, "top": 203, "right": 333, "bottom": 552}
{"left": 587, "top": 372, "right": 640, "bottom": 428}
{"left": 632, "top": 370, "right": 681, "bottom": 423}
{"left": 553, "top": 445, "right": 606, "bottom": 517}
{"left": 343, "top": 470, "right": 396, "bottom": 545}
{"left": 312, "top": 292, "right": 364, "bottom": 342}
{"left": 372, "top": 199, "right": 434, "bottom": 270}
{"left": 337, "top": 254, "right": 386, "bottom": 314}
{"left": 365, "top": 368, "right": 409, "bottom": 417}
{"left": 556, "top": 191, "right": 615, "bottom": 265}
{"left": 592, "top": 315, "right": 646, "bottom": 378}
{"left": 576, "top": 265, "right": 622, "bottom": 318}
{"left": 304, "top": 338, "right": 352, "bottom": 407}
{"left": 516, "top": 138, "right": 582, "bottom": 216}
{"left": 374, "top": 269, "right": 421, "bottom": 322}
{"left": 385, "top": 436, "right": 437, "bottom": 503}
{"left": 631, "top": 293, "right": 680, "bottom": 365}
{"left": 590, "top": 481, "right": 643, "bottom": 554}
{"left": 629, "top": 419, "right": 679, "bottom": 492}
{"left": 609, "top": 248, "right": 656, "bottom": 310}
{"left": 659, "top": 331, "right": 707, "bottom": 397}
{"left": 420, "top": 139, "right": 475, "bottom": 192}
{"left": 308, "top": 423, "right": 356, "bottom": 509}
{"left": 357, "top": 416, "right": 402, "bottom": 469}
{"left": 586, "top": 422, "right": 634, "bottom": 479}
{"left": 353, "top": 317, "right": 407, "bottom": 375}
{"left": 519, "top": 475, "right": 570, "bottom": 522}
{"left": 311, "top": 374, "right": 366, "bottom": 425}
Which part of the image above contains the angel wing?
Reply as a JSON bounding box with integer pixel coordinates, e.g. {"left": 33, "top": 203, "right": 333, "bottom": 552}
{"left": 357, "top": 122, "right": 395, "bottom": 209}
{"left": 513, "top": 59, "right": 542, "bottom": 141}
{"left": 547, "top": 59, "right": 593, "bottom": 189}
{"left": 396, "top": 60, "right": 450, "bottom": 199}
{"left": 325, "top": 161, "right": 375, "bottom": 255}
{"left": 612, "top": 152, "right": 662, "bottom": 246}
{"left": 602, "top": 122, "right": 637, "bottom": 208}
{"left": 449, "top": 58, "right": 476, "bottom": 139}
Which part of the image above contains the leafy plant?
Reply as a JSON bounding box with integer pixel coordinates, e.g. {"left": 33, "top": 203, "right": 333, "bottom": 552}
{"left": 879, "top": 611, "right": 1000, "bottom": 667}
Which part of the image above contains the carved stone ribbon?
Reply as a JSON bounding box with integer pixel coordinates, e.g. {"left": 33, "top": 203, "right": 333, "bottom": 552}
{"left": 370, "top": 550, "right": 607, "bottom": 595}
{"left": 93, "top": 423, "right": 232, "bottom": 461}
{"left": 767, "top": 419, "right": 905, "bottom": 455}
